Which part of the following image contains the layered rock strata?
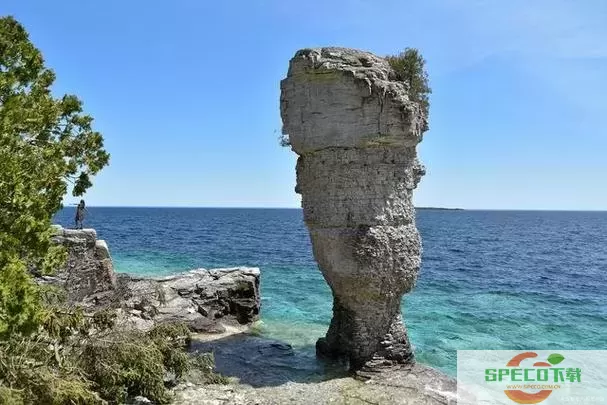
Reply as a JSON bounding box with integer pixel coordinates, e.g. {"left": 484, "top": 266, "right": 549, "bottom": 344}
{"left": 280, "top": 47, "right": 427, "bottom": 370}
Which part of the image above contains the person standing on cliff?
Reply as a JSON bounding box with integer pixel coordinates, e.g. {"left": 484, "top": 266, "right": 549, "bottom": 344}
{"left": 75, "top": 200, "right": 88, "bottom": 229}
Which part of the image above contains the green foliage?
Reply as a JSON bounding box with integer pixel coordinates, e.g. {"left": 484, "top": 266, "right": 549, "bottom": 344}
{"left": 80, "top": 323, "right": 190, "bottom": 404}
{"left": 147, "top": 323, "right": 191, "bottom": 377}
{"left": 0, "top": 335, "right": 103, "bottom": 405}
{"left": 188, "top": 352, "right": 231, "bottom": 385}
{"left": 81, "top": 332, "right": 170, "bottom": 403}
{"left": 79, "top": 322, "right": 225, "bottom": 404}
{"left": 0, "top": 318, "right": 225, "bottom": 405}
{"left": 0, "top": 386, "right": 24, "bottom": 405}
{"left": 386, "top": 48, "right": 431, "bottom": 129}
{"left": 0, "top": 15, "right": 109, "bottom": 336}
{"left": 0, "top": 259, "right": 42, "bottom": 338}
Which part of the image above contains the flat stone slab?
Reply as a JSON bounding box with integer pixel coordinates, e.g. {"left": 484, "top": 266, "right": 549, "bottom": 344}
{"left": 174, "top": 364, "right": 456, "bottom": 404}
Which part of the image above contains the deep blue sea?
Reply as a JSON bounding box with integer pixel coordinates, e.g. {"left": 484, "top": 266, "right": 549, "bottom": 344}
{"left": 54, "top": 208, "right": 607, "bottom": 376}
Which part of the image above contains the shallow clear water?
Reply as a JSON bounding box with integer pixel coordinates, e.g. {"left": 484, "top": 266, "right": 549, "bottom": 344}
{"left": 54, "top": 208, "right": 607, "bottom": 376}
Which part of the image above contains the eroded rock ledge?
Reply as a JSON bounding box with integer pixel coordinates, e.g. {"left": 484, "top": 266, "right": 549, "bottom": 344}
{"left": 47, "top": 226, "right": 260, "bottom": 333}
{"left": 115, "top": 267, "right": 260, "bottom": 333}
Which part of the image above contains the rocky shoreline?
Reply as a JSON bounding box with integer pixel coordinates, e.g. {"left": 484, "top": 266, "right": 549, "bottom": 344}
{"left": 45, "top": 225, "right": 456, "bottom": 404}
{"left": 178, "top": 333, "right": 457, "bottom": 404}
{"left": 46, "top": 226, "right": 261, "bottom": 334}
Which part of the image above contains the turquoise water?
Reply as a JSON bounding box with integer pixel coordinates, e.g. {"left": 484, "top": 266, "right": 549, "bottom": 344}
{"left": 54, "top": 208, "right": 607, "bottom": 376}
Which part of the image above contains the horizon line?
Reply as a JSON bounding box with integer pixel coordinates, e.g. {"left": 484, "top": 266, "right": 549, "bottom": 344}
{"left": 61, "top": 205, "right": 607, "bottom": 212}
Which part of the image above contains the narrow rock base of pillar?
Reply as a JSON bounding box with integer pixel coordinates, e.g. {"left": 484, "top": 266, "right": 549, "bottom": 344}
{"left": 316, "top": 305, "right": 415, "bottom": 372}
{"left": 357, "top": 318, "right": 416, "bottom": 377}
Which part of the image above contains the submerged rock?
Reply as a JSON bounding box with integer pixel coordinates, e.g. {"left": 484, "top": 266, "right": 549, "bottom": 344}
{"left": 281, "top": 48, "right": 427, "bottom": 370}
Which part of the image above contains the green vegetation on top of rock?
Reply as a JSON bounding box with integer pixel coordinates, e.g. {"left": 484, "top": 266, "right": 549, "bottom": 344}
{"left": 386, "top": 48, "right": 431, "bottom": 128}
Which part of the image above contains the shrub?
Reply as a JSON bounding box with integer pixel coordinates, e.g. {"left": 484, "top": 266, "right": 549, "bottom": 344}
{"left": 0, "top": 318, "right": 226, "bottom": 404}
{"left": 80, "top": 322, "right": 228, "bottom": 403}
{"left": 0, "top": 335, "right": 103, "bottom": 405}
{"left": 80, "top": 330, "right": 171, "bottom": 403}
{"left": 386, "top": 48, "right": 431, "bottom": 127}
{"left": 188, "top": 352, "right": 231, "bottom": 385}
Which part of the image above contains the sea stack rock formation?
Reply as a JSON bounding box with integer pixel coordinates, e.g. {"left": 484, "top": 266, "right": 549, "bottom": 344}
{"left": 280, "top": 48, "right": 427, "bottom": 370}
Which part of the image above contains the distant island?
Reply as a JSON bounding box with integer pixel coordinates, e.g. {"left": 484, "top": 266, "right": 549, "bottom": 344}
{"left": 416, "top": 207, "right": 464, "bottom": 211}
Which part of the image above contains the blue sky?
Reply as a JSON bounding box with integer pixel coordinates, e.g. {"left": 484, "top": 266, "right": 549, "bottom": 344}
{"left": 3, "top": 0, "right": 606, "bottom": 209}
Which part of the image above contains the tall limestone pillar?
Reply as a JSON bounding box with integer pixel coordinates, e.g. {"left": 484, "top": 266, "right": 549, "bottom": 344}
{"left": 280, "top": 48, "right": 427, "bottom": 371}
